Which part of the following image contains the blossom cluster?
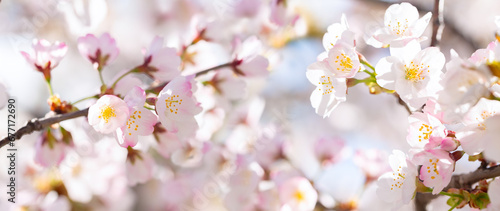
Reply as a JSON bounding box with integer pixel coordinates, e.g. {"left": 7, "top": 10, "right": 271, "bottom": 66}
{"left": 305, "top": 2, "right": 500, "bottom": 210}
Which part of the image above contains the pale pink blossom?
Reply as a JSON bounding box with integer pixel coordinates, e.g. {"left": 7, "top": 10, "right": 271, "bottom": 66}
{"left": 376, "top": 150, "right": 417, "bottom": 206}
{"left": 110, "top": 69, "right": 143, "bottom": 97}
{"left": 171, "top": 141, "right": 204, "bottom": 167}
{"left": 270, "top": 0, "right": 299, "bottom": 27}
{"left": 77, "top": 33, "right": 119, "bottom": 70}
{"left": 156, "top": 75, "right": 202, "bottom": 138}
{"left": 88, "top": 95, "right": 129, "bottom": 134}
{"left": 477, "top": 115, "right": 500, "bottom": 162}
{"left": 353, "top": 149, "right": 390, "bottom": 179}
{"left": 488, "top": 178, "right": 500, "bottom": 210}
{"left": 322, "top": 14, "right": 355, "bottom": 50}
{"left": 306, "top": 63, "right": 347, "bottom": 118}
{"left": 314, "top": 137, "right": 346, "bottom": 167}
{"left": 20, "top": 39, "right": 67, "bottom": 80}
{"left": 34, "top": 130, "right": 71, "bottom": 167}
{"left": 366, "top": 2, "right": 431, "bottom": 48}
{"left": 126, "top": 148, "right": 155, "bottom": 186}
{"left": 314, "top": 42, "right": 361, "bottom": 78}
{"left": 141, "top": 36, "right": 181, "bottom": 82}
{"left": 376, "top": 41, "right": 445, "bottom": 109}
{"left": 407, "top": 112, "right": 447, "bottom": 149}
{"left": 232, "top": 36, "right": 269, "bottom": 77}
{"left": 455, "top": 98, "right": 500, "bottom": 155}
{"left": 411, "top": 149, "right": 454, "bottom": 194}
{"left": 116, "top": 87, "right": 158, "bottom": 148}
{"left": 279, "top": 177, "right": 318, "bottom": 211}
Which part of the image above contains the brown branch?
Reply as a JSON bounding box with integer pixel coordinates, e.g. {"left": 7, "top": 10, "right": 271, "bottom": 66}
{"left": 0, "top": 108, "right": 89, "bottom": 149}
{"left": 415, "top": 165, "right": 500, "bottom": 211}
{"left": 0, "top": 62, "right": 235, "bottom": 149}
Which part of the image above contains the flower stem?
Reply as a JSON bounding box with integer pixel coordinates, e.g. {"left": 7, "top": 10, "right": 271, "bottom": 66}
{"left": 98, "top": 70, "right": 106, "bottom": 88}
{"left": 71, "top": 95, "right": 99, "bottom": 105}
{"left": 111, "top": 68, "right": 138, "bottom": 90}
{"left": 46, "top": 79, "right": 54, "bottom": 96}
{"left": 360, "top": 59, "right": 375, "bottom": 71}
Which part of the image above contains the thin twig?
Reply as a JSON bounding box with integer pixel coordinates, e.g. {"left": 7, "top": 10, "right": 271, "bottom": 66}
{"left": 430, "top": 0, "right": 445, "bottom": 47}
{"left": 0, "top": 108, "right": 89, "bottom": 149}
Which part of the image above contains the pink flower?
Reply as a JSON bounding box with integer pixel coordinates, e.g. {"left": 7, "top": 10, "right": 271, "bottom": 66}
{"left": 232, "top": 36, "right": 270, "bottom": 77}
{"left": 314, "top": 137, "right": 346, "bottom": 167}
{"left": 20, "top": 39, "right": 67, "bottom": 80}
{"left": 116, "top": 87, "right": 158, "bottom": 148}
{"left": 279, "top": 177, "right": 318, "bottom": 211}
{"left": 77, "top": 33, "right": 119, "bottom": 70}
{"left": 140, "top": 36, "right": 181, "bottom": 82}
{"left": 306, "top": 63, "right": 347, "bottom": 118}
{"left": 34, "top": 129, "right": 72, "bottom": 167}
{"left": 156, "top": 75, "right": 202, "bottom": 138}
{"left": 376, "top": 150, "right": 417, "bottom": 206}
{"left": 322, "top": 14, "right": 355, "bottom": 50}
{"left": 126, "top": 147, "right": 154, "bottom": 186}
{"left": 270, "top": 0, "right": 299, "bottom": 26}
{"left": 314, "top": 42, "right": 361, "bottom": 78}
{"left": 411, "top": 149, "right": 454, "bottom": 194}
{"left": 88, "top": 95, "right": 130, "bottom": 134}
{"left": 407, "top": 112, "right": 447, "bottom": 149}
{"left": 367, "top": 2, "right": 431, "bottom": 48}
{"left": 353, "top": 149, "right": 390, "bottom": 179}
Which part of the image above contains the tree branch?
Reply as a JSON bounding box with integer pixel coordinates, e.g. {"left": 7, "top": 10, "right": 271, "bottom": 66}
{"left": 430, "top": 0, "right": 445, "bottom": 47}
{"left": 0, "top": 108, "right": 89, "bottom": 149}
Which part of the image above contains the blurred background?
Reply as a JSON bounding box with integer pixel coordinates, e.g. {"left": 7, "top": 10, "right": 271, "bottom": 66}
{"left": 0, "top": 0, "right": 498, "bottom": 210}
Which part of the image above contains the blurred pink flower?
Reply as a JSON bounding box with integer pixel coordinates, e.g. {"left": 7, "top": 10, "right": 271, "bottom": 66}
{"left": 156, "top": 75, "right": 202, "bottom": 138}
{"left": 314, "top": 137, "right": 346, "bottom": 167}
{"left": 20, "top": 39, "right": 67, "bottom": 80}
{"left": 126, "top": 148, "right": 154, "bottom": 186}
{"left": 353, "top": 149, "right": 390, "bottom": 180}
{"left": 77, "top": 33, "right": 119, "bottom": 70}
{"left": 407, "top": 112, "right": 447, "bottom": 149}
{"left": 88, "top": 95, "right": 130, "bottom": 134}
{"left": 279, "top": 177, "right": 317, "bottom": 211}
{"left": 232, "top": 36, "right": 269, "bottom": 77}
{"left": 269, "top": 0, "right": 299, "bottom": 27}
{"left": 141, "top": 36, "right": 181, "bottom": 82}
{"left": 34, "top": 129, "right": 72, "bottom": 167}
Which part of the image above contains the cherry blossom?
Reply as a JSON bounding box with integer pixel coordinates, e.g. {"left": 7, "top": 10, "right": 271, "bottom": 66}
{"left": 20, "top": 39, "right": 68, "bottom": 80}
{"left": 455, "top": 98, "right": 500, "bottom": 155}
{"left": 116, "top": 87, "right": 158, "bottom": 148}
{"left": 77, "top": 33, "right": 119, "bottom": 70}
{"left": 232, "top": 36, "right": 270, "bottom": 77}
{"left": 367, "top": 2, "right": 431, "bottom": 48}
{"left": 306, "top": 63, "right": 347, "bottom": 118}
{"left": 279, "top": 177, "right": 318, "bottom": 211}
{"left": 477, "top": 115, "right": 500, "bottom": 162}
{"left": 353, "top": 149, "right": 390, "bottom": 180}
{"left": 88, "top": 95, "right": 130, "bottom": 134}
{"left": 412, "top": 149, "right": 454, "bottom": 194}
{"left": 407, "top": 112, "right": 447, "bottom": 149}
{"left": 156, "top": 75, "right": 202, "bottom": 138}
{"left": 322, "top": 14, "right": 355, "bottom": 51}
{"left": 141, "top": 36, "right": 181, "bottom": 82}
{"left": 488, "top": 178, "right": 500, "bottom": 210}
{"left": 314, "top": 137, "right": 346, "bottom": 167}
{"left": 376, "top": 41, "right": 445, "bottom": 109}
{"left": 34, "top": 130, "right": 71, "bottom": 167}
{"left": 270, "top": 0, "right": 299, "bottom": 27}
{"left": 126, "top": 147, "right": 155, "bottom": 186}
{"left": 314, "top": 42, "right": 361, "bottom": 78}
{"left": 376, "top": 150, "right": 417, "bottom": 206}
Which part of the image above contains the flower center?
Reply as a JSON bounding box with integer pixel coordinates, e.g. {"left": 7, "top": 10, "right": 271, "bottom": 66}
{"left": 334, "top": 53, "right": 353, "bottom": 72}
{"left": 418, "top": 124, "right": 433, "bottom": 142}
{"left": 99, "top": 105, "right": 116, "bottom": 123}
{"left": 388, "top": 19, "right": 409, "bottom": 37}
{"left": 426, "top": 159, "right": 440, "bottom": 180}
{"left": 165, "top": 94, "right": 182, "bottom": 114}
{"left": 294, "top": 190, "right": 305, "bottom": 202}
{"left": 390, "top": 165, "right": 406, "bottom": 191}
{"left": 404, "top": 62, "right": 429, "bottom": 82}
{"left": 126, "top": 110, "right": 143, "bottom": 135}
{"left": 477, "top": 111, "right": 496, "bottom": 130}
{"left": 318, "top": 76, "right": 334, "bottom": 95}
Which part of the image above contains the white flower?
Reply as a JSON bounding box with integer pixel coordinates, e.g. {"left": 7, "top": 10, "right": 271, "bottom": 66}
{"left": 88, "top": 95, "right": 129, "bottom": 134}
{"left": 477, "top": 115, "right": 500, "bottom": 162}
{"left": 367, "top": 2, "right": 431, "bottom": 48}
{"left": 407, "top": 112, "right": 447, "bottom": 149}
{"left": 322, "top": 13, "right": 355, "bottom": 50}
{"left": 306, "top": 64, "right": 346, "bottom": 118}
{"left": 279, "top": 177, "right": 318, "bottom": 211}
{"left": 376, "top": 150, "right": 417, "bottom": 206}
{"left": 376, "top": 41, "right": 445, "bottom": 109}
{"left": 315, "top": 42, "right": 361, "bottom": 78}
{"left": 455, "top": 98, "right": 500, "bottom": 156}
{"left": 156, "top": 75, "right": 202, "bottom": 138}
{"left": 488, "top": 178, "right": 500, "bottom": 210}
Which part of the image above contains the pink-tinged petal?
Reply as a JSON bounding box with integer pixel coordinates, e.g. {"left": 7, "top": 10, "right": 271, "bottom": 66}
{"left": 488, "top": 178, "right": 500, "bottom": 208}
{"left": 88, "top": 95, "right": 130, "bottom": 134}
{"left": 124, "top": 86, "right": 146, "bottom": 108}
{"left": 77, "top": 34, "right": 99, "bottom": 60}
{"left": 111, "top": 70, "right": 143, "bottom": 97}
{"left": 413, "top": 149, "right": 454, "bottom": 194}
{"left": 279, "top": 177, "right": 317, "bottom": 211}
{"left": 149, "top": 47, "right": 181, "bottom": 81}
{"left": 324, "top": 42, "right": 360, "bottom": 78}
{"left": 390, "top": 39, "right": 421, "bottom": 63}
{"left": 34, "top": 138, "right": 67, "bottom": 167}
{"left": 238, "top": 55, "right": 269, "bottom": 77}
{"left": 115, "top": 128, "right": 139, "bottom": 148}
{"left": 376, "top": 150, "right": 417, "bottom": 205}
{"left": 21, "top": 39, "right": 68, "bottom": 72}
{"left": 126, "top": 151, "right": 154, "bottom": 186}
